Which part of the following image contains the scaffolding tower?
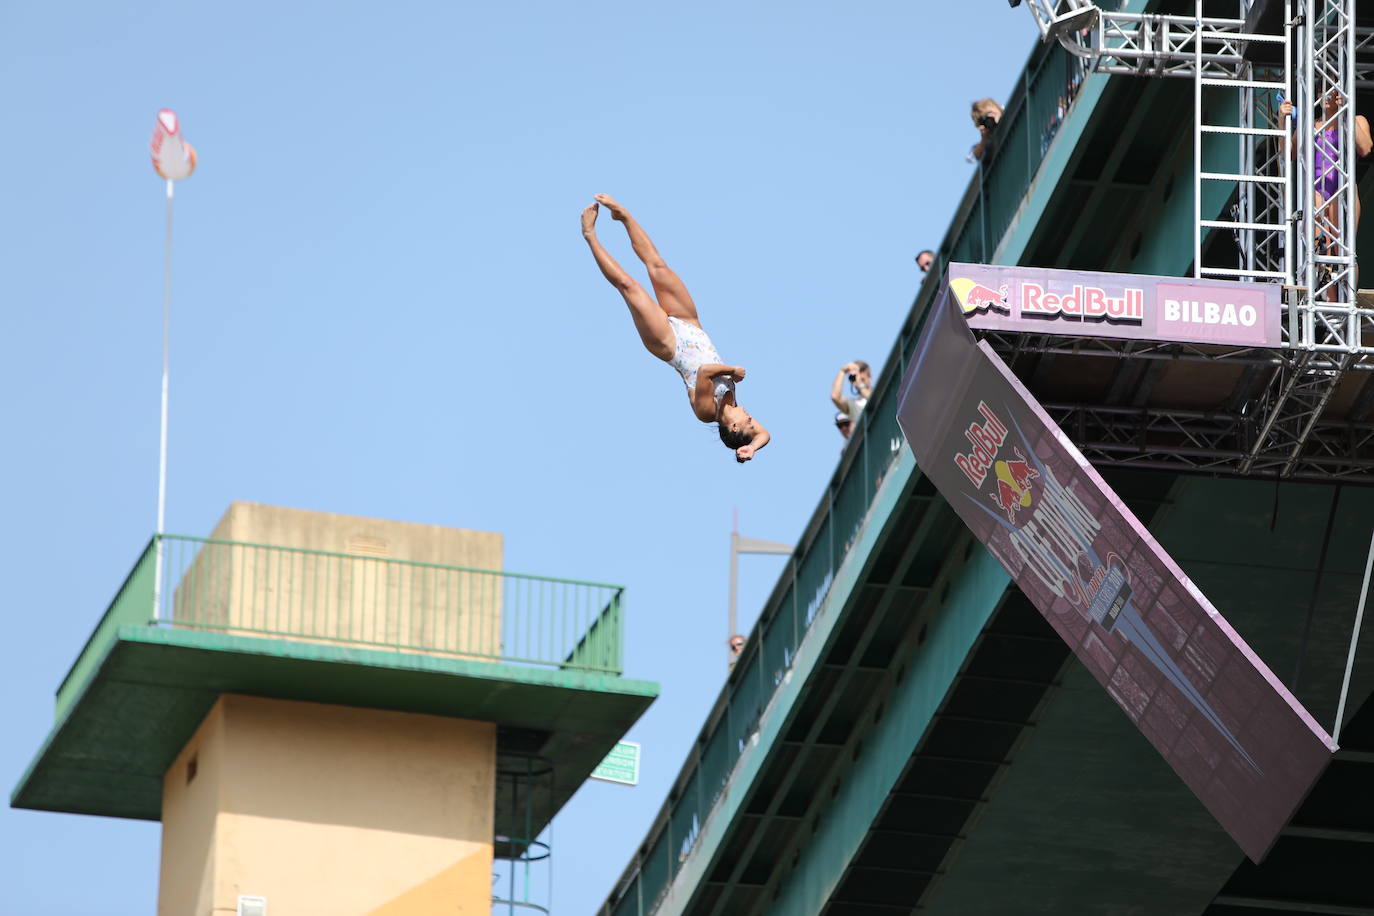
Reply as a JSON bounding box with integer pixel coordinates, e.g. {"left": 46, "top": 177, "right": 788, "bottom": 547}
{"left": 1015, "top": 0, "right": 1370, "bottom": 480}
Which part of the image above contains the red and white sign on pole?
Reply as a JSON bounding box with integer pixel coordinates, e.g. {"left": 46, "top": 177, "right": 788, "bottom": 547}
{"left": 897, "top": 282, "right": 1333, "bottom": 862}
{"left": 150, "top": 109, "right": 197, "bottom": 182}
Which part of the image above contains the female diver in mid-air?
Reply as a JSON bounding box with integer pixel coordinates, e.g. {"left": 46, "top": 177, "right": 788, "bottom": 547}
{"left": 582, "top": 194, "right": 769, "bottom": 462}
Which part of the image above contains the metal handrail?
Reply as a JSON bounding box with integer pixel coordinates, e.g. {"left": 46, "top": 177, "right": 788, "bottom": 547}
{"left": 55, "top": 533, "right": 627, "bottom": 724}
{"left": 161, "top": 533, "right": 625, "bottom": 589}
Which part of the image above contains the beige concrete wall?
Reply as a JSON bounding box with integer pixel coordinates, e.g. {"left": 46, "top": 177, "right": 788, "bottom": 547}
{"left": 173, "top": 503, "right": 503, "bottom": 658}
{"left": 159, "top": 695, "right": 495, "bottom": 916}
{"left": 159, "top": 702, "right": 226, "bottom": 916}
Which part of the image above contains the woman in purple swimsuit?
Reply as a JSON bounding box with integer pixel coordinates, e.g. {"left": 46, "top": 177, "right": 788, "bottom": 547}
{"left": 1281, "top": 91, "right": 1372, "bottom": 242}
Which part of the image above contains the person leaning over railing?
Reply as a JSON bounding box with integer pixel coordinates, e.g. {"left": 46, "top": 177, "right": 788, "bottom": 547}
{"left": 970, "top": 98, "right": 1003, "bottom": 162}
{"left": 831, "top": 361, "right": 872, "bottom": 439}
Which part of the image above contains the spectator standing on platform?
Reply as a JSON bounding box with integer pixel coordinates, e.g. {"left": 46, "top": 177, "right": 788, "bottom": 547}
{"left": 728, "top": 634, "right": 746, "bottom": 668}
{"left": 970, "top": 98, "right": 1003, "bottom": 162}
{"left": 916, "top": 249, "right": 934, "bottom": 273}
{"left": 831, "top": 361, "right": 873, "bottom": 438}
{"left": 1280, "top": 92, "right": 1372, "bottom": 291}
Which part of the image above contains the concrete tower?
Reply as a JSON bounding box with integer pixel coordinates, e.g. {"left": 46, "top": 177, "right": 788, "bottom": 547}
{"left": 13, "top": 503, "right": 657, "bottom": 915}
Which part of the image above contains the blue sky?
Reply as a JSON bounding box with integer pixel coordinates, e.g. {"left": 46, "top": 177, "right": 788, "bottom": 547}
{"left": 0, "top": 2, "right": 1037, "bottom": 911}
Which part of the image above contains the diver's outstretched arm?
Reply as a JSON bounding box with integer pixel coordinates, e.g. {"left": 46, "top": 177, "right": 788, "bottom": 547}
{"left": 736, "top": 426, "right": 770, "bottom": 462}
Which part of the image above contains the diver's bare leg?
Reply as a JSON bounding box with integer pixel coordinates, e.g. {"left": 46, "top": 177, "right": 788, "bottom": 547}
{"left": 594, "top": 194, "right": 700, "bottom": 324}
{"left": 583, "top": 203, "right": 673, "bottom": 360}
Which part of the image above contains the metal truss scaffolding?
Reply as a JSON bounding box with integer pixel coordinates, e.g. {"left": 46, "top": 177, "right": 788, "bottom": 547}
{"left": 1018, "top": 0, "right": 1369, "bottom": 480}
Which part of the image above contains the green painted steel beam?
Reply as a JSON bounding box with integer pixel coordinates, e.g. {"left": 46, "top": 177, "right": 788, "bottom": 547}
{"left": 12, "top": 624, "right": 657, "bottom": 838}
{"left": 696, "top": 534, "right": 950, "bottom": 914}
{"left": 991, "top": 67, "right": 1112, "bottom": 267}
{"left": 914, "top": 477, "right": 1374, "bottom": 915}
{"left": 770, "top": 538, "right": 1012, "bottom": 914}
{"left": 990, "top": 0, "right": 1150, "bottom": 267}
{"left": 646, "top": 448, "right": 920, "bottom": 916}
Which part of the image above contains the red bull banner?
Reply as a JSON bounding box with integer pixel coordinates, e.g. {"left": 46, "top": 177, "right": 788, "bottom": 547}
{"left": 897, "top": 288, "right": 1333, "bottom": 862}
{"left": 950, "top": 262, "right": 1282, "bottom": 347}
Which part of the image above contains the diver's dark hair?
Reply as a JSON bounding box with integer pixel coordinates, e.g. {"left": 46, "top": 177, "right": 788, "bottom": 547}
{"left": 718, "top": 423, "right": 753, "bottom": 463}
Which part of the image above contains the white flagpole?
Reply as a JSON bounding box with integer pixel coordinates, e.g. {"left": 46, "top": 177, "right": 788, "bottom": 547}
{"left": 153, "top": 178, "right": 173, "bottom": 621}
{"left": 159, "top": 179, "right": 172, "bottom": 534}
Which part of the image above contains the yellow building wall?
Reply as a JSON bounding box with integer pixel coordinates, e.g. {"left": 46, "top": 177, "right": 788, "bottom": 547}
{"left": 159, "top": 695, "right": 495, "bottom": 916}
{"left": 160, "top": 701, "right": 225, "bottom": 915}
{"left": 172, "top": 502, "right": 504, "bottom": 659}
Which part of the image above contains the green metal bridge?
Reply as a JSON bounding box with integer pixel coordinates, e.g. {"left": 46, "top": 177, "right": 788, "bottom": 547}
{"left": 599, "top": 3, "right": 1374, "bottom": 912}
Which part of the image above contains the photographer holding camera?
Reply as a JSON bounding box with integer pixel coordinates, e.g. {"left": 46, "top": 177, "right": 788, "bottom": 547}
{"left": 970, "top": 98, "right": 1003, "bottom": 162}
{"left": 830, "top": 361, "right": 873, "bottom": 439}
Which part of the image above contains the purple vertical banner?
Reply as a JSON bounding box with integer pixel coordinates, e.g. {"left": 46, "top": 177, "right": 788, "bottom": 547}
{"left": 897, "top": 290, "right": 1334, "bottom": 862}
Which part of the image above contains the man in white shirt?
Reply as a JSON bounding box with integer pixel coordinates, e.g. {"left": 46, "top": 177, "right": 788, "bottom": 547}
{"left": 830, "top": 361, "right": 872, "bottom": 438}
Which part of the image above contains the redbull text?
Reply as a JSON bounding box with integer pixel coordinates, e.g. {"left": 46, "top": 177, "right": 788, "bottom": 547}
{"left": 1021, "top": 282, "right": 1144, "bottom": 324}
{"left": 953, "top": 402, "right": 1008, "bottom": 487}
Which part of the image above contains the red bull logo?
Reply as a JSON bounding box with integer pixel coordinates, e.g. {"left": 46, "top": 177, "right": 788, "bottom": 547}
{"left": 992, "top": 448, "right": 1040, "bottom": 523}
{"left": 951, "top": 277, "right": 1010, "bottom": 315}
{"left": 952, "top": 400, "right": 1039, "bottom": 524}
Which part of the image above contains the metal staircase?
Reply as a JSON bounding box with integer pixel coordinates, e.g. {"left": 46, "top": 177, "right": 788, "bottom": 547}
{"left": 1190, "top": 9, "right": 1288, "bottom": 286}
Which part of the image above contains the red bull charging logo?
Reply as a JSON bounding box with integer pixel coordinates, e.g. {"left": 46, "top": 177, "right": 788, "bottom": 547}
{"left": 953, "top": 402, "right": 1040, "bottom": 523}
{"left": 950, "top": 277, "right": 1010, "bottom": 315}
{"left": 992, "top": 450, "right": 1040, "bottom": 524}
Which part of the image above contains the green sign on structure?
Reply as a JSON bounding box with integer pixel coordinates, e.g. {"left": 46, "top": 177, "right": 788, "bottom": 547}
{"left": 590, "top": 740, "right": 640, "bottom": 786}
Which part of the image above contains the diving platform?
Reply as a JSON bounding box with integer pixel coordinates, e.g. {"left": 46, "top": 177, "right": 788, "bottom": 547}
{"left": 13, "top": 504, "right": 658, "bottom": 915}
{"left": 980, "top": 288, "right": 1374, "bottom": 482}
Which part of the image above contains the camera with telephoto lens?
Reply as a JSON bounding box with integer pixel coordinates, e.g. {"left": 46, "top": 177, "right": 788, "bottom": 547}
{"left": 979, "top": 114, "right": 998, "bottom": 131}
{"left": 848, "top": 372, "right": 857, "bottom": 382}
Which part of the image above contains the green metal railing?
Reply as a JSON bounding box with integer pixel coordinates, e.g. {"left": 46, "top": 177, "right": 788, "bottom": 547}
{"left": 55, "top": 534, "right": 625, "bottom": 724}
{"left": 600, "top": 268, "right": 941, "bottom": 916}
{"left": 945, "top": 34, "right": 1093, "bottom": 271}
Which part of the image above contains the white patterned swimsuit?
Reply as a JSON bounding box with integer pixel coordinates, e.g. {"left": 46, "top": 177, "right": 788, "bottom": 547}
{"left": 667, "top": 316, "right": 736, "bottom": 412}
